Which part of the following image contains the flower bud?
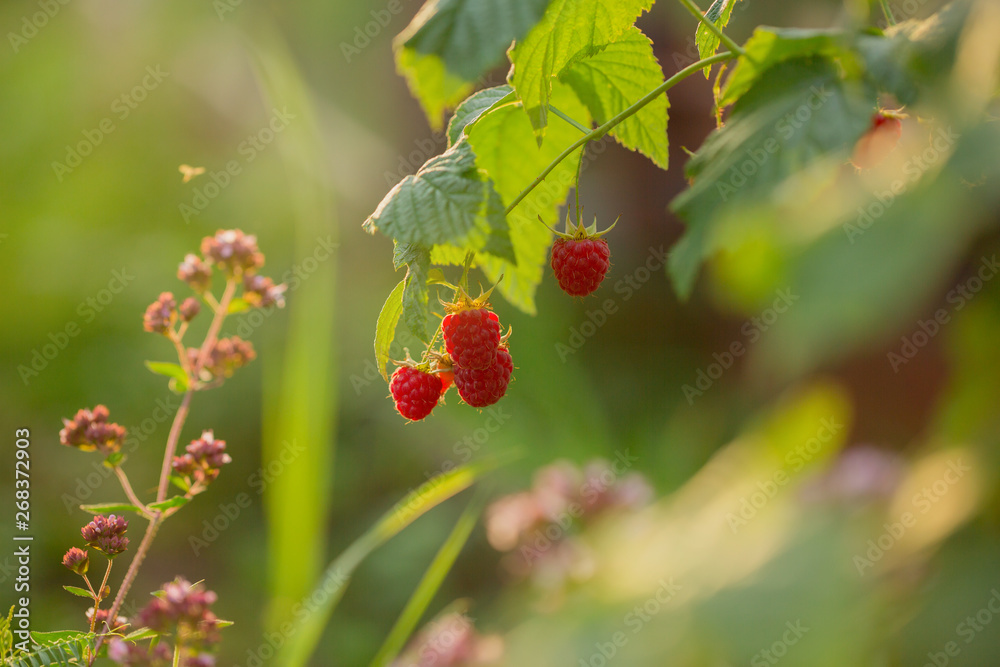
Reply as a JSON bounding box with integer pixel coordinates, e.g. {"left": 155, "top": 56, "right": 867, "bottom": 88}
{"left": 180, "top": 297, "right": 201, "bottom": 322}
{"left": 203, "top": 337, "right": 256, "bottom": 378}
{"left": 60, "top": 405, "right": 127, "bottom": 456}
{"left": 81, "top": 514, "right": 129, "bottom": 557}
{"left": 61, "top": 547, "right": 89, "bottom": 575}
{"left": 243, "top": 274, "right": 287, "bottom": 309}
{"left": 201, "top": 229, "right": 264, "bottom": 276}
{"left": 143, "top": 292, "right": 177, "bottom": 335}
{"left": 178, "top": 253, "right": 212, "bottom": 292}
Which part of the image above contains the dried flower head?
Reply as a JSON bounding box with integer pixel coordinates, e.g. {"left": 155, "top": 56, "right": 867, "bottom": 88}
{"left": 138, "top": 578, "right": 221, "bottom": 651}
{"left": 108, "top": 637, "right": 172, "bottom": 666}
{"left": 178, "top": 253, "right": 212, "bottom": 292}
{"left": 243, "top": 274, "right": 287, "bottom": 309}
{"left": 202, "top": 337, "right": 256, "bottom": 378}
{"left": 87, "top": 607, "right": 129, "bottom": 633}
{"left": 143, "top": 292, "right": 177, "bottom": 335}
{"left": 201, "top": 229, "right": 263, "bottom": 276}
{"left": 172, "top": 430, "right": 231, "bottom": 488}
{"left": 59, "top": 405, "right": 127, "bottom": 455}
{"left": 61, "top": 547, "right": 89, "bottom": 575}
{"left": 81, "top": 514, "right": 129, "bottom": 557}
{"left": 179, "top": 297, "right": 201, "bottom": 322}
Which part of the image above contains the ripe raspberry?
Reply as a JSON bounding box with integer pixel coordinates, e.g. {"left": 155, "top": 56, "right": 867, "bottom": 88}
{"left": 442, "top": 309, "right": 501, "bottom": 370}
{"left": 851, "top": 111, "right": 903, "bottom": 170}
{"left": 551, "top": 237, "right": 611, "bottom": 297}
{"left": 390, "top": 366, "right": 442, "bottom": 421}
{"left": 455, "top": 347, "right": 513, "bottom": 408}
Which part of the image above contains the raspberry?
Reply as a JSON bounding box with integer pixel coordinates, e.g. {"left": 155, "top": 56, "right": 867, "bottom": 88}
{"left": 390, "top": 366, "right": 442, "bottom": 421}
{"left": 551, "top": 237, "right": 611, "bottom": 297}
{"left": 455, "top": 347, "right": 513, "bottom": 408}
{"left": 851, "top": 111, "right": 904, "bottom": 170}
{"left": 442, "top": 309, "right": 501, "bottom": 370}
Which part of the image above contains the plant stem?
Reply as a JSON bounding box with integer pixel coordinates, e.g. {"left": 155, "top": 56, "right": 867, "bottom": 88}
{"left": 878, "top": 0, "right": 897, "bottom": 26}
{"left": 574, "top": 144, "right": 585, "bottom": 227}
{"left": 97, "top": 558, "right": 114, "bottom": 605}
{"left": 677, "top": 0, "right": 747, "bottom": 57}
{"left": 549, "top": 105, "right": 591, "bottom": 134}
{"left": 114, "top": 466, "right": 150, "bottom": 517}
{"left": 195, "top": 277, "right": 237, "bottom": 375}
{"left": 172, "top": 643, "right": 181, "bottom": 667}
{"left": 156, "top": 391, "right": 192, "bottom": 503}
{"left": 169, "top": 327, "right": 192, "bottom": 380}
{"left": 504, "top": 51, "right": 735, "bottom": 216}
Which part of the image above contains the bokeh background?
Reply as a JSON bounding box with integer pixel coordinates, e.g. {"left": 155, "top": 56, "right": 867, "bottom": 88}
{"left": 2, "top": 0, "right": 999, "bottom": 665}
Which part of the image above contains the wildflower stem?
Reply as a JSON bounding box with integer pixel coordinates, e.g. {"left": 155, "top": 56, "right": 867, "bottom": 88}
{"left": 195, "top": 277, "right": 238, "bottom": 374}
{"left": 172, "top": 643, "right": 181, "bottom": 667}
{"left": 879, "top": 0, "right": 897, "bottom": 26}
{"left": 114, "top": 466, "right": 149, "bottom": 517}
{"left": 156, "top": 391, "right": 192, "bottom": 504}
{"left": 169, "top": 327, "right": 192, "bottom": 381}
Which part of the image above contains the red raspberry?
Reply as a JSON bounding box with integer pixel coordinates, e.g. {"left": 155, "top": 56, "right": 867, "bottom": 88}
{"left": 851, "top": 112, "right": 903, "bottom": 170}
{"left": 441, "top": 309, "right": 501, "bottom": 370}
{"left": 551, "top": 237, "right": 611, "bottom": 297}
{"left": 455, "top": 347, "right": 513, "bottom": 408}
{"left": 390, "top": 366, "right": 442, "bottom": 421}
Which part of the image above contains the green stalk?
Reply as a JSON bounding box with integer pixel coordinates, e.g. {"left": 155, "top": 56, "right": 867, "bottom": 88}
{"left": 549, "top": 105, "right": 591, "bottom": 134}
{"left": 878, "top": 0, "right": 897, "bottom": 26}
{"left": 505, "top": 52, "right": 736, "bottom": 217}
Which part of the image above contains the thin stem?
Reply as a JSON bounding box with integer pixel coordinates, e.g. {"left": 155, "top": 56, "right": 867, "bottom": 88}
{"left": 156, "top": 391, "right": 192, "bottom": 503}
{"left": 878, "top": 0, "right": 897, "bottom": 26}
{"left": 677, "top": 0, "right": 747, "bottom": 57}
{"left": 195, "top": 277, "right": 237, "bottom": 374}
{"left": 91, "top": 515, "right": 162, "bottom": 664}
{"left": 114, "top": 466, "right": 150, "bottom": 517}
{"left": 574, "top": 144, "right": 585, "bottom": 227}
{"left": 97, "top": 558, "right": 114, "bottom": 603}
{"left": 88, "top": 559, "right": 113, "bottom": 634}
{"left": 81, "top": 574, "right": 98, "bottom": 599}
{"left": 169, "top": 327, "right": 192, "bottom": 380}
{"left": 504, "top": 52, "right": 735, "bottom": 216}
{"left": 172, "top": 643, "right": 181, "bottom": 667}
{"left": 549, "top": 105, "right": 591, "bottom": 134}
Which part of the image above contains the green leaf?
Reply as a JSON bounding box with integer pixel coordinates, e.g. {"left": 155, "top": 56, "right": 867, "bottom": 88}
{"left": 10, "top": 632, "right": 93, "bottom": 667}
{"left": 79, "top": 502, "right": 143, "bottom": 515}
{"left": 147, "top": 496, "right": 189, "bottom": 512}
{"left": 395, "top": 243, "right": 433, "bottom": 341}
{"left": 467, "top": 81, "right": 592, "bottom": 312}
{"left": 363, "top": 139, "right": 514, "bottom": 264}
{"left": 143, "top": 361, "right": 190, "bottom": 394}
{"left": 669, "top": 57, "right": 876, "bottom": 298}
{"left": 123, "top": 627, "right": 158, "bottom": 641}
{"left": 396, "top": 0, "right": 549, "bottom": 128}
{"left": 855, "top": 2, "right": 972, "bottom": 106}
{"left": 696, "top": 0, "right": 743, "bottom": 69}
{"left": 104, "top": 451, "right": 124, "bottom": 467}
{"left": 0, "top": 606, "right": 13, "bottom": 657}
{"left": 560, "top": 26, "right": 669, "bottom": 169}
{"left": 169, "top": 475, "right": 191, "bottom": 492}
{"left": 375, "top": 280, "right": 406, "bottom": 383}
{"left": 216, "top": 619, "right": 235, "bottom": 629}
{"left": 447, "top": 85, "right": 515, "bottom": 146}
{"left": 396, "top": 47, "right": 474, "bottom": 131}
{"left": 276, "top": 460, "right": 497, "bottom": 665}
{"left": 508, "top": 0, "right": 653, "bottom": 138}
{"left": 227, "top": 296, "right": 252, "bottom": 314}
{"left": 369, "top": 495, "right": 483, "bottom": 667}
{"left": 61, "top": 586, "right": 93, "bottom": 599}
{"left": 719, "top": 27, "right": 849, "bottom": 108}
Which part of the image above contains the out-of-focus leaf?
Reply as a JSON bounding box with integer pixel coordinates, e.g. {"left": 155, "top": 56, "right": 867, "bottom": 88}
{"left": 375, "top": 280, "right": 406, "bottom": 382}
{"left": 447, "top": 85, "right": 515, "bottom": 146}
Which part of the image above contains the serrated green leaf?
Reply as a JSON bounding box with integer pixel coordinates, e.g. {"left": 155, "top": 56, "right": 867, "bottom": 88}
{"left": 363, "top": 139, "right": 514, "bottom": 264}
{"left": 375, "top": 280, "right": 406, "bottom": 383}
{"left": 696, "top": 0, "right": 743, "bottom": 71}
{"left": 147, "top": 496, "right": 189, "bottom": 512}
{"left": 669, "top": 57, "right": 876, "bottom": 298}
{"left": 402, "top": 245, "right": 432, "bottom": 341}
{"left": 447, "top": 85, "right": 515, "bottom": 146}
{"left": 719, "top": 27, "right": 849, "bottom": 108}
{"left": 468, "top": 82, "right": 592, "bottom": 312}
{"left": 79, "top": 502, "right": 143, "bottom": 515}
{"left": 123, "top": 627, "right": 158, "bottom": 641}
{"left": 11, "top": 633, "right": 93, "bottom": 667}
{"left": 143, "top": 361, "right": 190, "bottom": 394}
{"left": 508, "top": 0, "right": 653, "bottom": 139}
{"left": 28, "top": 630, "right": 92, "bottom": 646}
{"left": 61, "top": 586, "right": 93, "bottom": 599}
{"left": 396, "top": 0, "right": 549, "bottom": 128}
{"left": 560, "top": 27, "right": 669, "bottom": 169}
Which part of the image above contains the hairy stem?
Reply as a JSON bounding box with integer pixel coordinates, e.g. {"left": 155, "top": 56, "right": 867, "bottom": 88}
{"left": 114, "top": 466, "right": 150, "bottom": 517}
{"left": 156, "top": 391, "right": 193, "bottom": 503}
{"left": 677, "top": 0, "right": 747, "bottom": 57}
{"left": 549, "top": 105, "right": 591, "bottom": 134}
{"left": 505, "top": 52, "right": 735, "bottom": 216}
{"left": 878, "top": 0, "right": 897, "bottom": 26}
{"left": 169, "top": 326, "right": 192, "bottom": 380}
